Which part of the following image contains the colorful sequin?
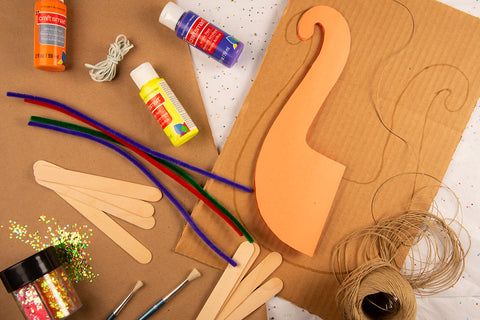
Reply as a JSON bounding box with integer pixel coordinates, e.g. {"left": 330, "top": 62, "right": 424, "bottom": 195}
{"left": 3, "top": 216, "right": 98, "bottom": 283}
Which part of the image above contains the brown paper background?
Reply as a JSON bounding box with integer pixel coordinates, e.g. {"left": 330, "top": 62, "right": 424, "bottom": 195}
{"left": 176, "top": 0, "right": 480, "bottom": 319}
{"left": 0, "top": 1, "right": 266, "bottom": 319}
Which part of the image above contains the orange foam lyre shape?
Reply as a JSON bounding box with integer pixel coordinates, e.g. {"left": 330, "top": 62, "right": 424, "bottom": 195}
{"left": 255, "top": 6, "right": 350, "bottom": 256}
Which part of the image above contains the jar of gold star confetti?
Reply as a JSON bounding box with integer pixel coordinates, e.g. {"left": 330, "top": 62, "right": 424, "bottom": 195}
{"left": 0, "top": 246, "right": 82, "bottom": 319}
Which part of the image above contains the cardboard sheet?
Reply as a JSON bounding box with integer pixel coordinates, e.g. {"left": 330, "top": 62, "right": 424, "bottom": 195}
{"left": 176, "top": 0, "right": 480, "bottom": 319}
{"left": 0, "top": 1, "right": 266, "bottom": 319}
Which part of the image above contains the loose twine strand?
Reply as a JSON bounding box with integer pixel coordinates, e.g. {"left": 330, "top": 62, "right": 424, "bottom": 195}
{"left": 84, "top": 34, "right": 134, "bottom": 82}
{"left": 332, "top": 184, "right": 470, "bottom": 320}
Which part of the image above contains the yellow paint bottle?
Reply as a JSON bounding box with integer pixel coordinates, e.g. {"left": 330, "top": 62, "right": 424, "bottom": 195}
{"left": 130, "top": 62, "right": 199, "bottom": 146}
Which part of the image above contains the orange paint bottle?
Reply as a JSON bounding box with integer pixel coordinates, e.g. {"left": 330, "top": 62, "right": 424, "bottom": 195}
{"left": 34, "top": 0, "right": 67, "bottom": 71}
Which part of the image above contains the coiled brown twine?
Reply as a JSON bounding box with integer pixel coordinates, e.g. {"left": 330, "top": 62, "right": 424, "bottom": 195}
{"left": 335, "top": 259, "right": 415, "bottom": 320}
{"left": 332, "top": 181, "right": 470, "bottom": 320}
{"left": 330, "top": 1, "right": 470, "bottom": 316}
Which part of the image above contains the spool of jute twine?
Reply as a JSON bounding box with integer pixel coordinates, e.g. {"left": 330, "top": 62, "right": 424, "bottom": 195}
{"left": 336, "top": 259, "right": 416, "bottom": 320}
{"left": 332, "top": 209, "right": 468, "bottom": 320}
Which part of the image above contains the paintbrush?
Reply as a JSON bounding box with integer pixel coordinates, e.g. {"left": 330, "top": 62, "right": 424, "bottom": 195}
{"left": 137, "top": 269, "right": 202, "bottom": 320}
{"left": 106, "top": 280, "right": 144, "bottom": 320}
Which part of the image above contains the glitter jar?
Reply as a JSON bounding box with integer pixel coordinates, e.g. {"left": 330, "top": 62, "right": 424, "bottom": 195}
{"left": 0, "top": 246, "right": 82, "bottom": 320}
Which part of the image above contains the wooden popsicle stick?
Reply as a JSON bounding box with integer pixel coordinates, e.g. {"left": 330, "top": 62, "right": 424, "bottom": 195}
{"left": 33, "top": 160, "right": 162, "bottom": 201}
{"left": 36, "top": 160, "right": 155, "bottom": 217}
{"left": 223, "top": 278, "right": 283, "bottom": 320}
{"left": 216, "top": 252, "right": 283, "bottom": 320}
{"left": 222, "top": 242, "right": 261, "bottom": 306}
{"left": 196, "top": 242, "right": 258, "bottom": 320}
{"left": 56, "top": 193, "right": 152, "bottom": 264}
{"left": 37, "top": 179, "right": 155, "bottom": 229}
{"left": 67, "top": 186, "right": 155, "bottom": 217}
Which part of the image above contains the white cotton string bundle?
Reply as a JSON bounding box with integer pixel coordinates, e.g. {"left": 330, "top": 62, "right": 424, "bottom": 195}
{"left": 84, "top": 34, "right": 134, "bottom": 82}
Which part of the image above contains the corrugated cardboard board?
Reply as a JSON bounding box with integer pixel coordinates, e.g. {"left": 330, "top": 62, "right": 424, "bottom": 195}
{"left": 0, "top": 1, "right": 266, "bottom": 319}
{"left": 176, "top": 0, "right": 480, "bottom": 319}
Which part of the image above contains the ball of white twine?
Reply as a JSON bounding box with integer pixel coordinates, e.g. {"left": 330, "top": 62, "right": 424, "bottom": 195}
{"left": 84, "top": 34, "right": 134, "bottom": 82}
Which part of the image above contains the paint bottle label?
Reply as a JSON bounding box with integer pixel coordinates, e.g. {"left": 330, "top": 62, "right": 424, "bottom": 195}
{"left": 184, "top": 17, "right": 224, "bottom": 54}
{"left": 34, "top": 0, "right": 67, "bottom": 71}
{"left": 140, "top": 79, "right": 198, "bottom": 146}
{"left": 146, "top": 91, "right": 172, "bottom": 129}
{"left": 36, "top": 11, "right": 66, "bottom": 46}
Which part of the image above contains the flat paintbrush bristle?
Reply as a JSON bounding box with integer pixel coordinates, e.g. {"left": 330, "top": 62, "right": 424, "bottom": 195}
{"left": 132, "top": 280, "right": 144, "bottom": 292}
{"left": 187, "top": 268, "right": 201, "bottom": 282}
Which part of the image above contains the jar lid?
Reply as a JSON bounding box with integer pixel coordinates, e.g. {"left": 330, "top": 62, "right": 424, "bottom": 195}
{"left": 0, "top": 246, "right": 61, "bottom": 293}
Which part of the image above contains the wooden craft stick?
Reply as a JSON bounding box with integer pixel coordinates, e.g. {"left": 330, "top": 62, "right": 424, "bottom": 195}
{"left": 56, "top": 193, "right": 152, "bottom": 264}
{"left": 224, "top": 278, "right": 283, "bottom": 320}
{"left": 196, "top": 242, "right": 258, "bottom": 320}
{"left": 220, "top": 242, "right": 261, "bottom": 309}
{"left": 36, "top": 179, "right": 155, "bottom": 229}
{"left": 216, "top": 252, "right": 283, "bottom": 320}
{"left": 33, "top": 160, "right": 162, "bottom": 201}
{"left": 66, "top": 186, "right": 154, "bottom": 217}
{"left": 36, "top": 160, "right": 155, "bottom": 217}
